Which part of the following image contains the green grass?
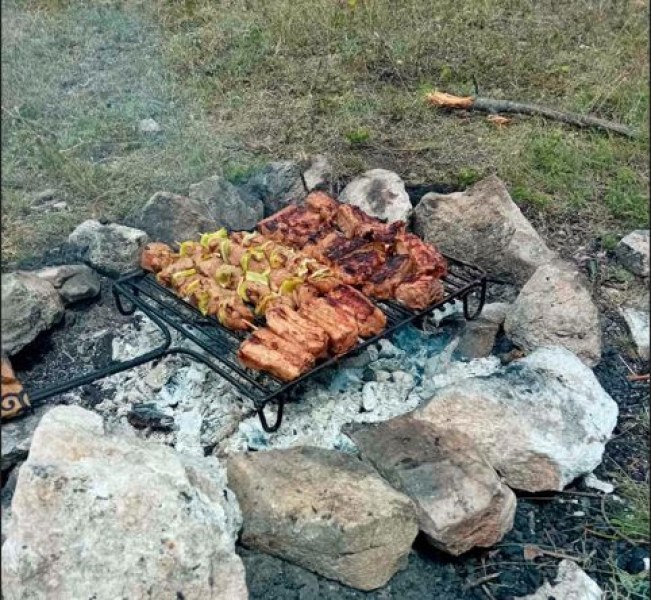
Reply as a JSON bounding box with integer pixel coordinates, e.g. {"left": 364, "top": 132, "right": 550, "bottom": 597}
{"left": 1, "top": 0, "right": 649, "bottom": 265}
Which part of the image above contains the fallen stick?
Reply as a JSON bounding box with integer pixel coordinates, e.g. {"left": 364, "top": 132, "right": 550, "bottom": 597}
{"left": 627, "top": 373, "right": 649, "bottom": 382}
{"left": 426, "top": 91, "right": 638, "bottom": 138}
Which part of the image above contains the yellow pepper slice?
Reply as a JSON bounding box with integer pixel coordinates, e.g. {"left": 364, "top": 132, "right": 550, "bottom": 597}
{"left": 279, "top": 276, "right": 304, "bottom": 296}
{"left": 255, "top": 292, "right": 280, "bottom": 316}
{"left": 171, "top": 268, "right": 197, "bottom": 283}
{"left": 200, "top": 228, "right": 228, "bottom": 248}
{"left": 309, "top": 267, "right": 332, "bottom": 281}
{"left": 179, "top": 241, "right": 201, "bottom": 257}
{"left": 196, "top": 291, "right": 210, "bottom": 316}
{"left": 219, "top": 239, "right": 231, "bottom": 262}
{"left": 246, "top": 270, "right": 269, "bottom": 285}
{"left": 214, "top": 265, "right": 238, "bottom": 287}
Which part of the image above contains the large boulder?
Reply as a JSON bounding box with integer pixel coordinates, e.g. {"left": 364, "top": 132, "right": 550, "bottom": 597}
{"left": 189, "top": 175, "right": 264, "bottom": 231}
{"left": 227, "top": 446, "right": 418, "bottom": 591}
{"left": 345, "top": 417, "right": 516, "bottom": 556}
{"left": 413, "top": 176, "right": 555, "bottom": 283}
{"left": 1, "top": 272, "right": 64, "bottom": 356}
{"left": 68, "top": 220, "right": 149, "bottom": 277}
{"left": 338, "top": 169, "right": 412, "bottom": 223}
{"left": 504, "top": 260, "right": 601, "bottom": 367}
{"left": 615, "top": 230, "right": 649, "bottom": 277}
{"left": 414, "top": 347, "right": 618, "bottom": 492}
{"left": 242, "top": 161, "right": 306, "bottom": 216}
{"left": 1, "top": 406, "right": 247, "bottom": 600}
{"left": 32, "top": 264, "right": 100, "bottom": 305}
{"left": 1, "top": 405, "right": 50, "bottom": 473}
{"left": 130, "top": 191, "right": 223, "bottom": 245}
{"left": 455, "top": 302, "right": 510, "bottom": 359}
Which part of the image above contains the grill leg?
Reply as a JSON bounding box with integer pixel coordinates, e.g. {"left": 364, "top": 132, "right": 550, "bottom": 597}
{"left": 463, "top": 279, "right": 487, "bottom": 320}
{"left": 257, "top": 398, "right": 285, "bottom": 433}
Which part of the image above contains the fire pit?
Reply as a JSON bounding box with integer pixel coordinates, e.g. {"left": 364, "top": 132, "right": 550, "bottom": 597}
{"left": 5, "top": 253, "right": 485, "bottom": 432}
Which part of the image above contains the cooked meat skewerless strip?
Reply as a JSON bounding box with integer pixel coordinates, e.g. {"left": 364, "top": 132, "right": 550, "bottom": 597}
{"left": 265, "top": 305, "right": 329, "bottom": 358}
{"left": 299, "top": 297, "right": 359, "bottom": 355}
{"left": 238, "top": 336, "right": 303, "bottom": 381}
{"left": 238, "top": 329, "right": 314, "bottom": 381}
{"left": 395, "top": 274, "right": 445, "bottom": 310}
{"left": 395, "top": 231, "right": 447, "bottom": 278}
{"left": 361, "top": 254, "right": 413, "bottom": 300}
{"left": 333, "top": 248, "right": 386, "bottom": 286}
{"left": 258, "top": 205, "right": 328, "bottom": 248}
{"left": 336, "top": 204, "right": 380, "bottom": 238}
{"left": 327, "top": 285, "right": 387, "bottom": 338}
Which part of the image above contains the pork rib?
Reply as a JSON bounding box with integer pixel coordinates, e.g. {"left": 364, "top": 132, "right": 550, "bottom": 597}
{"left": 327, "top": 285, "right": 387, "bottom": 338}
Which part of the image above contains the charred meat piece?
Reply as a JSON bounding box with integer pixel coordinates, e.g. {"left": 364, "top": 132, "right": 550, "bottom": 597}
{"left": 257, "top": 205, "right": 327, "bottom": 248}
{"left": 327, "top": 285, "right": 387, "bottom": 338}
{"left": 336, "top": 204, "right": 381, "bottom": 238}
{"left": 294, "top": 283, "right": 321, "bottom": 308}
{"left": 361, "top": 254, "right": 413, "bottom": 300}
{"left": 299, "top": 297, "right": 359, "bottom": 355}
{"left": 238, "top": 329, "right": 314, "bottom": 381}
{"left": 307, "top": 271, "right": 343, "bottom": 294}
{"left": 395, "top": 232, "right": 447, "bottom": 277}
{"left": 304, "top": 191, "right": 340, "bottom": 223}
{"left": 265, "top": 304, "right": 329, "bottom": 358}
{"left": 395, "top": 274, "right": 445, "bottom": 310}
{"left": 357, "top": 220, "right": 406, "bottom": 244}
{"left": 333, "top": 248, "right": 385, "bottom": 286}
{"left": 141, "top": 243, "right": 176, "bottom": 273}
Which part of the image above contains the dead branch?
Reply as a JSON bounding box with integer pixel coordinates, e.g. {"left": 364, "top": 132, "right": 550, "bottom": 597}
{"left": 627, "top": 373, "right": 649, "bottom": 382}
{"left": 426, "top": 91, "right": 638, "bottom": 138}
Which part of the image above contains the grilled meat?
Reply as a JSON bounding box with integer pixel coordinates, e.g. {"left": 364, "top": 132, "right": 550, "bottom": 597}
{"left": 294, "top": 283, "right": 321, "bottom": 308}
{"left": 141, "top": 243, "right": 176, "bottom": 273}
{"left": 333, "top": 248, "right": 385, "bottom": 286}
{"left": 299, "top": 297, "right": 359, "bottom": 355}
{"left": 395, "top": 273, "right": 445, "bottom": 310}
{"left": 357, "top": 220, "right": 406, "bottom": 244}
{"left": 327, "top": 284, "right": 387, "bottom": 337}
{"left": 265, "top": 304, "right": 329, "bottom": 358}
{"left": 257, "top": 205, "right": 327, "bottom": 247}
{"left": 395, "top": 232, "right": 447, "bottom": 277}
{"left": 238, "top": 329, "right": 314, "bottom": 381}
{"left": 304, "top": 190, "right": 340, "bottom": 223}
{"left": 336, "top": 204, "right": 379, "bottom": 238}
{"left": 196, "top": 257, "right": 224, "bottom": 278}
{"left": 361, "top": 254, "right": 413, "bottom": 299}
{"left": 156, "top": 257, "right": 196, "bottom": 285}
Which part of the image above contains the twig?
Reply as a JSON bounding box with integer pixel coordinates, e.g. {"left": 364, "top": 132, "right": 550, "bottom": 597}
{"left": 627, "top": 373, "right": 649, "bottom": 382}
{"left": 600, "top": 494, "right": 643, "bottom": 546}
{"left": 464, "top": 573, "right": 500, "bottom": 590}
{"left": 482, "top": 584, "right": 497, "bottom": 600}
{"left": 425, "top": 91, "right": 639, "bottom": 138}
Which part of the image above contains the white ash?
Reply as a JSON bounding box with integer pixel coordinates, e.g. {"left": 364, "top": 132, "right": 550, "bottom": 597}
{"left": 82, "top": 309, "right": 500, "bottom": 457}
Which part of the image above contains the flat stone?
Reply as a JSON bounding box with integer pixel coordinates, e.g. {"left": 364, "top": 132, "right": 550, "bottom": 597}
{"left": 346, "top": 417, "right": 516, "bottom": 555}
{"left": 456, "top": 302, "right": 510, "bottom": 359}
{"left": 619, "top": 306, "right": 650, "bottom": 361}
{"left": 189, "top": 175, "right": 263, "bottom": 231}
{"left": 138, "top": 118, "right": 161, "bottom": 133}
{"left": 615, "top": 230, "right": 649, "bottom": 277}
{"left": 414, "top": 347, "right": 618, "bottom": 492}
{"left": 227, "top": 446, "right": 418, "bottom": 590}
{"left": 32, "top": 264, "right": 100, "bottom": 305}
{"left": 68, "top": 220, "right": 149, "bottom": 277}
{"left": 1, "top": 272, "right": 64, "bottom": 356}
{"left": 2, "top": 406, "right": 247, "bottom": 600}
{"left": 414, "top": 176, "right": 556, "bottom": 284}
{"left": 338, "top": 169, "right": 412, "bottom": 223}
{"left": 504, "top": 260, "right": 602, "bottom": 367}
{"left": 517, "top": 559, "right": 602, "bottom": 600}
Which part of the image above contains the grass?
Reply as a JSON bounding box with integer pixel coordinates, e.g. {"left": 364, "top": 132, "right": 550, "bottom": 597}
{"left": 1, "top": 0, "right": 649, "bottom": 266}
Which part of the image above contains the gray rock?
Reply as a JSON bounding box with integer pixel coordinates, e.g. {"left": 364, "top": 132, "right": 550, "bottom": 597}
{"left": 338, "top": 169, "right": 411, "bottom": 223}
{"left": 68, "top": 220, "right": 149, "bottom": 277}
{"left": 1, "top": 467, "right": 19, "bottom": 545}
{"left": 126, "top": 403, "right": 175, "bottom": 431}
{"left": 32, "top": 189, "right": 57, "bottom": 205}
{"left": 1, "top": 406, "right": 50, "bottom": 473}
{"left": 242, "top": 161, "right": 306, "bottom": 216}
{"left": 1, "top": 406, "right": 247, "bottom": 600}
{"left": 303, "top": 154, "right": 333, "bottom": 191}
{"left": 1, "top": 273, "right": 64, "bottom": 356}
{"left": 138, "top": 118, "right": 161, "bottom": 133}
{"left": 130, "top": 191, "right": 220, "bottom": 245}
{"left": 615, "top": 230, "right": 649, "bottom": 277}
{"left": 414, "top": 176, "right": 556, "bottom": 284}
{"left": 32, "top": 264, "right": 100, "bottom": 305}
{"left": 189, "top": 175, "right": 263, "bottom": 230}
{"left": 517, "top": 559, "right": 602, "bottom": 600}
{"left": 346, "top": 418, "right": 516, "bottom": 555}
{"left": 456, "top": 302, "right": 510, "bottom": 359}
{"left": 414, "top": 347, "right": 618, "bottom": 492}
{"left": 620, "top": 306, "right": 650, "bottom": 361}
{"left": 504, "top": 260, "right": 601, "bottom": 367}
{"left": 227, "top": 446, "right": 418, "bottom": 590}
